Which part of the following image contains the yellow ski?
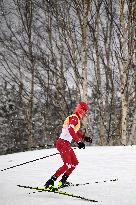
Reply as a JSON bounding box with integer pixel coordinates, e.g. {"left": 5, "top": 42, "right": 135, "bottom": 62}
{"left": 17, "top": 184, "right": 98, "bottom": 202}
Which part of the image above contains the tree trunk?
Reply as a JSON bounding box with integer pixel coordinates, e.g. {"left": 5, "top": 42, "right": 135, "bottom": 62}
{"left": 81, "top": 0, "right": 90, "bottom": 102}
{"left": 25, "top": 0, "right": 35, "bottom": 149}
{"left": 128, "top": 109, "right": 136, "bottom": 144}
{"left": 80, "top": 0, "right": 90, "bottom": 131}
{"left": 119, "top": 0, "right": 135, "bottom": 145}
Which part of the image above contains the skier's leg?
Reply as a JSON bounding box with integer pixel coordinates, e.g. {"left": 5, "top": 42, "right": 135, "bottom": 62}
{"left": 54, "top": 164, "right": 68, "bottom": 177}
{"left": 44, "top": 139, "right": 70, "bottom": 188}
{"left": 65, "top": 148, "right": 79, "bottom": 176}
{"left": 54, "top": 139, "right": 72, "bottom": 177}
{"left": 58, "top": 148, "right": 79, "bottom": 187}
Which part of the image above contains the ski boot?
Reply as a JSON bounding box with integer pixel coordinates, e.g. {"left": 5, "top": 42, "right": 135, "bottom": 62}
{"left": 44, "top": 175, "right": 58, "bottom": 191}
{"left": 58, "top": 174, "right": 71, "bottom": 188}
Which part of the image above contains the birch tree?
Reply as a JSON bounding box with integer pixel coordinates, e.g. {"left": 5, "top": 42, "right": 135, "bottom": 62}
{"left": 116, "top": 0, "right": 135, "bottom": 145}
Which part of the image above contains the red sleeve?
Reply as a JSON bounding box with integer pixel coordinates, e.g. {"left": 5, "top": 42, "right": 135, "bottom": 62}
{"left": 77, "top": 131, "right": 85, "bottom": 140}
{"left": 68, "top": 127, "right": 80, "bottom": 142}
{"left": 68, "top": 115, "right": 80, "bottom": 143}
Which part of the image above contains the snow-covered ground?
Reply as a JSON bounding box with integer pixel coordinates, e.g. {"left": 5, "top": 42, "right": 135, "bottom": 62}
{"left": 0, "top": 146, "right": 136, "bottom": 205}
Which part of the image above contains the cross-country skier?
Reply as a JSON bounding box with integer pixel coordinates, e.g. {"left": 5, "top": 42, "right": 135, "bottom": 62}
{"left": 44, "top": 101, "right": 91, "bottom": 189}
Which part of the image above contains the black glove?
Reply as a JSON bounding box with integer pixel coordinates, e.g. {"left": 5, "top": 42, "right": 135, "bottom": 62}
{"left": 84, "top": 137, "right": 92, "bottom": 143}
{"left": 77, "top": 141, "right": 85, "bottom": 149}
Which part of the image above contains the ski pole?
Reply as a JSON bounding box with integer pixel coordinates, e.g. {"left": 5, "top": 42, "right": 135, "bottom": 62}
{"left": 0, "top": 152, "right": 60, "bottom": 172}
{"left": 0, "top": 147, "right": 78, "bottom": 172}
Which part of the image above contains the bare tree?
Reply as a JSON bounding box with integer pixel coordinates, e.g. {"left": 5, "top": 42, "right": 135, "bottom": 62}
{"left": 0, "top": 0, "right": 136, "bottom": 154}
{"left": 114, "top": 0, "right": 136, "bottom": 145}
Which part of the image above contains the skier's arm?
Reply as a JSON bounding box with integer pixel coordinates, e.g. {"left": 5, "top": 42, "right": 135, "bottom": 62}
{"left": 68, "top": 116, "right": 87, "bottom": 147}
{"left": 68, "top": 116, "right": 80, "bottom": 143}
{"left": 68, "top": 126, "right": 86, "bottom": 149}
{"left": 77, "top": 130, "right": 92, "bottom": 143}
{"left": 77, "top": 130, "right": 85, "bottom": 140}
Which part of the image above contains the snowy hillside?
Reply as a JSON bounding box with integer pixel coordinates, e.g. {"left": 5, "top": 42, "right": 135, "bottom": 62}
{"left": 0, "top": 146, "right": 136, "bottom": 205}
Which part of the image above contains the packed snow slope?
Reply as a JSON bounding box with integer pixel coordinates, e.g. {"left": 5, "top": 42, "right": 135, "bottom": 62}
{"left": 0, "top": 146, "right": 136, "bottom": 205}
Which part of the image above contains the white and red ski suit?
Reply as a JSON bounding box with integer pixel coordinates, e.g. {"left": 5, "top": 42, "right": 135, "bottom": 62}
{"left": 54, "top": 113, "right": 84, "bottom": 177}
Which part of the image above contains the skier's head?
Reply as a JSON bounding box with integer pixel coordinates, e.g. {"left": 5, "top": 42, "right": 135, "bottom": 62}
{"left": 74, "top": 101, "right": 89, "bottom": 118}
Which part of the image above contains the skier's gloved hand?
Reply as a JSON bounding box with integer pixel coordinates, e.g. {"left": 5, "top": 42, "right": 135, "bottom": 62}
{"left": 77, "top": 141, "right": 85, "bottom": 149}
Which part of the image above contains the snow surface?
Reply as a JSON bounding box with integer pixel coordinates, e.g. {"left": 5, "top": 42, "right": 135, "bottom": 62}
{"left": 0, "top": 146, "right": 136, "bottom": 205}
